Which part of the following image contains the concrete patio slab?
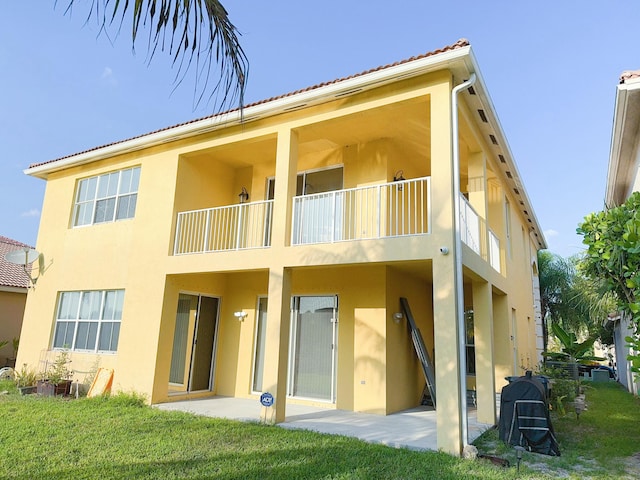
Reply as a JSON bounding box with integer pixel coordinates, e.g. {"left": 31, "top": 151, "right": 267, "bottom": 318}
{"left": 155, "top": 396, "right": 496, "bottom": 451}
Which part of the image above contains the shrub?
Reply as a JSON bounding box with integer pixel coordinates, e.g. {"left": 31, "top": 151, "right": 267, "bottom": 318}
{"left": 14, "top": 364, "right": 37, "bottom": 388}
{"left": 536, "top": 363, "right": 578, "bottom": 415}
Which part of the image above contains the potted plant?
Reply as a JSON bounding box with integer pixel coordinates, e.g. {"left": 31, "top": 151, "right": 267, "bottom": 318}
{"left": 14, "top": 364, "right": 37, "bottom": 395}
{"left": 37, "top": 350, "right": 72, "bottom": 397}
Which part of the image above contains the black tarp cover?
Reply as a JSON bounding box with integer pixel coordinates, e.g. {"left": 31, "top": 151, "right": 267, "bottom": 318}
{"left": 498, "top": 372, "right": 560, "bottom": 456}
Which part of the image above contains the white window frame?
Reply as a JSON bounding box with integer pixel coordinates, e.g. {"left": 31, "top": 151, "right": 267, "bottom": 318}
{"left": 465, "top": 308, "right": 476, "bottom": 376}
{"left": 251, "top": 296, "right": 268, "bottom": 394}
{"left": 72, "top": 166, "right": 141, "bottom": 227}
{"left": 52, "top": 290, "right": 124, "bottom": 353}
{"left": 287, "top": 295, "right": 338, "bottom": 403}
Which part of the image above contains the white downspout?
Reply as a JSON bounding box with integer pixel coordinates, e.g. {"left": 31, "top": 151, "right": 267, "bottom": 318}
{"left": 451, "top": 73, "right": 477, "bottom": 449}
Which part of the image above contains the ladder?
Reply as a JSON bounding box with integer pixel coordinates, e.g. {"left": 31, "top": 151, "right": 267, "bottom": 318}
{"left": 400, "top": 297, "right": 437, "bottom": 408}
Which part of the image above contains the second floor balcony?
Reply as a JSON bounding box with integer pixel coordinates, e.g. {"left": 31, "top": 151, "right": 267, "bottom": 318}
{"left": 173, "top": 177, "right": 430, "bottom": 254}
{"left": 172, "top": 177, "right": 500, "bottom": 273}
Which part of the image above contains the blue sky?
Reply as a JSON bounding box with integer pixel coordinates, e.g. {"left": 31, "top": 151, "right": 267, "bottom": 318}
{"left": 0, "top": 2, "right": 636, "bottom": 258}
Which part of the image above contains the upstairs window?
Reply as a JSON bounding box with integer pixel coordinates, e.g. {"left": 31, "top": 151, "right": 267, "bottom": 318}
{"left": 73, "top": 166, "right": 141, "bottom": 226}
{"left": 53, "top": 289, "right": 124, "bottom": 353}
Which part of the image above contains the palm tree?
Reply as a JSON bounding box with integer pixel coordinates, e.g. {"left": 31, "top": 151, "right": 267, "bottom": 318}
{"left": 538, "top": 251, "right": 574, "bottom": 352}
{"left": 63, "top": 0, "right": 248, "bottom": 111}
{"left": 539, "top": 251, "right": 616, "bottom": 354}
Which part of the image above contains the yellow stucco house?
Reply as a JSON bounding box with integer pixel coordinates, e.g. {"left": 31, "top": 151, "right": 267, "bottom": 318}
{"left": 17, "top": 39, "right": 546, "bottom": 455}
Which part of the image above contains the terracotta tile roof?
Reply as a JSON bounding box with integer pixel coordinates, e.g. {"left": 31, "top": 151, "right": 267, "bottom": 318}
{"left": 0, "top": 236, "right": 33, "bottom": 289}
{"left": 29, "top": 39, "right": 470, "bottom": 170}
{"left": 620, "top": 69, "right": 640, "bottom": 84}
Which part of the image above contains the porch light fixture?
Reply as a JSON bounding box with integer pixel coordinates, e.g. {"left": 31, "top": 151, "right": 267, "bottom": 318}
{"left": 393, "top": 170, "right": 405, "bottom": 182}
{"left": 234, "top": 311, "right": 248, "bottom": 321}
{"left": 238, "top": 187, "right": 249, "bottom": 204}
{"left": 393, "top": 312, "right": 404, "bottom": 324}
{"left": 393, "top": 170, "right": 405, "bottom": 191}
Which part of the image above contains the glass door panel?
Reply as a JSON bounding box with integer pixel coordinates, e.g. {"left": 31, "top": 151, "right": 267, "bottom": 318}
{"left": 169, "top": 294, "right": 219, "bottom": 393}
{"left": 289, "top": 296, "right": 337, "bottom": 402}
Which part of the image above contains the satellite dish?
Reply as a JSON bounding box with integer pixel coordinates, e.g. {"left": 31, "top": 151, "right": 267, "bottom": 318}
{"left": 4, "top": 248, "right": 40, "bottom": 266}
{"left": 3, "top": 248, "right": 48, "bottom": 287}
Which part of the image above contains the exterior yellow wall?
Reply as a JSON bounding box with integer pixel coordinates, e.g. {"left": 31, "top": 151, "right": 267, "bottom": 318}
{"left": 17, "top": 148, "right": 180, "bottom": 393}
{"left": 385, "top": 266, "right": 433, "bottom": 413}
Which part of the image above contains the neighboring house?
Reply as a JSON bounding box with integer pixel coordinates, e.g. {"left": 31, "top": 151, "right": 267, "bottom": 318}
{"left": 605, "top": 68, "right": 640, "bottom": 396}
{"left": 0, "top": 235, "right": 32, "bottom": 367}
{"left": 17, "top": 39, "right": 546, "bottom": 455}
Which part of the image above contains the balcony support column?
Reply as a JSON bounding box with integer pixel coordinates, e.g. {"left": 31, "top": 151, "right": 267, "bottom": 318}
{"left": 468, "top": 152, "right": 488, "bottom": 260}
{"left": 467, "top": 152, "right": 487, "bottom": 218}
{"left": 260, "top": 266, "right": 292, "bottom": 424}
{"left": 430, "top": 73, "right": 466, "bottom": 456}
{"left": 271, "top": 128, "right": 298, "bottom": 248}
{"left": 472, "top": 279, "right": 496, "bottom": 425}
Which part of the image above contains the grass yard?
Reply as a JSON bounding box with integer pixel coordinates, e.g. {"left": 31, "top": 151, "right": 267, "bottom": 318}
{"left": 0, "top": 381, "right": 638, "bottom": 479}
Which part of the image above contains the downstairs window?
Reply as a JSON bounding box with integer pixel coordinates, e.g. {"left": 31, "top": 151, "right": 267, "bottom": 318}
{"left": 53, "top": 290, "right": 124, "bottom": 353}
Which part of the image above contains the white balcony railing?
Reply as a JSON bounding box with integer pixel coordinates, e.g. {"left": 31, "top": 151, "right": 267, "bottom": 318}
{"left": 291, "top": 177, "right": 430, "bottom": 245}
{"left": 488, "top": 228, "right": 501, "bottom": 273}
{"left": 174, "top": 200, "right": 274, "bottom": 255}
{"left": 460, "top": 195, "right": 481, "bottom": 255}
{"left": 460, "top": 194, "right": 501, "bottom": 273}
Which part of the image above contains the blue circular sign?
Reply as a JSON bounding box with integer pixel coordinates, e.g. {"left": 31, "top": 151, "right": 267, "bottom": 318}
{"left": 260, "top": 392, "right": 274, "bottom": 407}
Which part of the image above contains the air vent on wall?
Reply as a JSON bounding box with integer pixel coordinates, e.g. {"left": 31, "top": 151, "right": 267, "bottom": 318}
{"left": 477, "top": 109, "right": 488, "bottom": 123}
{"left": 498, "top": 154, "right": 506, "bottom": 163}
{"left": 505, "top": 171, "right": 513, "bottom": 179}
{"left": 468, "top": 86, "right": 476, "bottom": 95}
{"left": 513, "top": 188, "right": 520, "bottom": 195}
{"left": 335, "top": 88, "right": 363, "bottom": 98}
{"left": 489, "top": 134, "right": 498, "bottom": 145}
{"left": 283, "top": 103, "right": 308, "bottom": 112}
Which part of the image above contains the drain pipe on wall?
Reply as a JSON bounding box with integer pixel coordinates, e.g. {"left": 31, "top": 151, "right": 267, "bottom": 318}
{"left": 451, "top": 73, "right": 477, "bottom": 450}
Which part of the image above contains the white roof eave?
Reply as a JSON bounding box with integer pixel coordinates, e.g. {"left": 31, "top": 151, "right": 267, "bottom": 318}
{"left": 606, "top": 80, "right": 640, "bottom": 207}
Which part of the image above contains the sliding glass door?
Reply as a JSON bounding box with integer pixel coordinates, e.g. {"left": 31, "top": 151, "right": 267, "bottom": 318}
{"left": 169, "top": 294, "right": 219, "bottom": 393}
{"left": 288, "top": 296, "right": 338, "bottom": 402}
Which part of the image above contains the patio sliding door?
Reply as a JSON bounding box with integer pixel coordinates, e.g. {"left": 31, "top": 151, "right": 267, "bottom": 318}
{"left": 288, "top": 296, "right": 338, "bottom": 402}
{"left": 169, "top": 294, "right": 219, "bottom": 393}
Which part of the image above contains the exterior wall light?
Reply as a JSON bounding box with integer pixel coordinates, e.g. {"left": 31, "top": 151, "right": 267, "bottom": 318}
{"left": 393, "top": 170, "right": 406, "bottom": 191}
{"left": 238, "top": 187, "right": 250, "bottom": 204}
{"left": 234, "top": 311, "right": 248, "bottom": 321}
{"left": 393, "top": 170, "right": 405, "bottom": 182}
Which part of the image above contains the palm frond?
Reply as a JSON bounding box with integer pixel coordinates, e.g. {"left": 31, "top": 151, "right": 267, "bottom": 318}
{"left": 61, "top": 0, "right": 248, "bottom": 112}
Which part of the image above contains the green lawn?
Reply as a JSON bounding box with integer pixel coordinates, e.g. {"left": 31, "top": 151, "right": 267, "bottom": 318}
{"left": 0, "top": 381, "right": 638, "bottom": 479}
